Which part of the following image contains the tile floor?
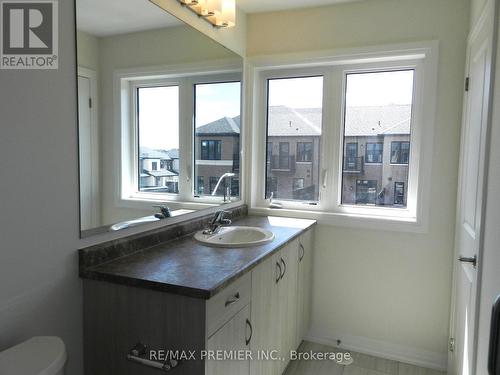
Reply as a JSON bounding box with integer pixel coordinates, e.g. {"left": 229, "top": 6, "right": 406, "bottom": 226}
{"left": 284, "top": 341, "right": 445, "bottom": 375}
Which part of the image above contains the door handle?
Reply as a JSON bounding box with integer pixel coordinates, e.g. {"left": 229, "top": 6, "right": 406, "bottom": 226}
{"left": 275, "top": 261, "right": 282, "bottom": 283}
{"left": 225, "top": 292, "right": 240, "bottom": 307}
{"left": 299, "top": 243, "right": 305, "bottom": 262}
{"left": 459, "top": 255, "right": 477, "bottom": 268}
{"left": 245, "top": 319, "right": 253, "bottom": 346}
{"left": 280, "top": 258, "right": 286, "bottom": 280}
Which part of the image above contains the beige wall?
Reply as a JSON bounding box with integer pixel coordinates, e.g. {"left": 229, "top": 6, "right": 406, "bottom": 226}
{"left": 247, "top": 0, "right": 470, "bottom": 367}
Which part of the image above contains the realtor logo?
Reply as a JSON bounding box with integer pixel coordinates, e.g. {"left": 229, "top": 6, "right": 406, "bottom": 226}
{"left": 1, "top": 0, "right": 58, "bottom": 69}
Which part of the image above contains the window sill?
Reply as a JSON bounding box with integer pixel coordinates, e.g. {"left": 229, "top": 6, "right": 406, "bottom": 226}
{"left": 249, "top": 206, "right": 426, "bottom": 233}
{"left": 118, "top": 194, "right": 241, "bottom": 211}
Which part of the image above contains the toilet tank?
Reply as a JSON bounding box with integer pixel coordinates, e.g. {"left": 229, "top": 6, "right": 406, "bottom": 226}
{"left": 0, "top": 336, "right": 66, "bottom": 375}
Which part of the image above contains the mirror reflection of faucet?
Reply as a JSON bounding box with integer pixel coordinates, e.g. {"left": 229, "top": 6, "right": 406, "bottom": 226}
{"left": 153, "top": 205, "right": 171, "bottom": 219}
{"left": 211, "top": 173, "right": 236, "bottom": 202}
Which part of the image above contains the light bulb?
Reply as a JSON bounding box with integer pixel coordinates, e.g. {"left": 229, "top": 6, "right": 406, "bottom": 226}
{"left": 219, "top": 0, "right": 235, "bottom": 27}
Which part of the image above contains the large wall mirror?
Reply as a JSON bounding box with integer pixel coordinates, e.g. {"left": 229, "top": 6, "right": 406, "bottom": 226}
{"left": 76, "top": 0, "right": 243, "bottom": 237}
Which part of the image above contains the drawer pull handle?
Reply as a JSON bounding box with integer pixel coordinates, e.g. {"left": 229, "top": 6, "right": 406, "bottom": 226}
{"left": 299, "top": 243, "right": 305, "bottom": 262}
{"left": 275, "top": 261, "right": 282, "bottom": 283}
{"left": 225, "top": 292, "right": 240, "bottom": 307}
{"left": 280, "top": 258, "right": 286, "bottom": 280}
{"left": 245, "top": 319, "right": 253, "bottom": 346}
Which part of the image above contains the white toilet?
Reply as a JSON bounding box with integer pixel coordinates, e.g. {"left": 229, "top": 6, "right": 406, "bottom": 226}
{"left": 0, "top": 337, "right": 66, "bottom": 375}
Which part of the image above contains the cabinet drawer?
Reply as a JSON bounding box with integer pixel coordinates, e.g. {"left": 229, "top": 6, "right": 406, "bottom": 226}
{"left": 206, "top": 273, "right": 251, "bottom": 338}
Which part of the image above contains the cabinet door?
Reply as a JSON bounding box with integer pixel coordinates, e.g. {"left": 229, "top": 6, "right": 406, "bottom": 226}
{"left": 297, "top": 229, "right": 314, "bottom": 344}
{"left": 276, "top": 241, "right": 299, "bottom": 373}
{"left": 250, "top": 254, "right": 281, "bottom": 375}
{"left": 206, "top": 304, "right": 251, "bottom": 375}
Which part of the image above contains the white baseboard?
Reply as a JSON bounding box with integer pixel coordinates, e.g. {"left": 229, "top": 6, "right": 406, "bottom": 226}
{"left": 305, "top": 331, "right": 448, "bottom": 372}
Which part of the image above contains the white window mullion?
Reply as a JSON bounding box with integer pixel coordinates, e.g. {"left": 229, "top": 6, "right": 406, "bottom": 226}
{"left": 178, "top": 78, "right": 194, "bottom": 201}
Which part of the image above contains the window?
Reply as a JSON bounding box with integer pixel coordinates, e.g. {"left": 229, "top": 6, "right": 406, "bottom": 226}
{"left": 391, "top": 141, "right": 410, "bottom": 164}
{"left": 365, "top": 143, "right": 383, "bottom": 164}
{"left": 278, "top": 142, "right": 290, "bottom": 169}
{"left": 265, "top": 76, "right": 323, "bottom": 202}
{"left": 394, "top": 182, "right": 405, "bottom": 205}
{"left": 137, "top": 85, "right": 179, "bottom": 194}
{"left": 201, "top": 140, "right": 221, "bottom": 160}
{"left": 194, "top": 81, "right": 241, "bottom": 198}
{"left": 297, "top": 142, "right": 313, "bottom": 162}
{"left": 293, "top": 178, "right": 305, "bottom": 190}
{"left": 196, "top": 176, "right": 205, "bottom": 195}
{"left": 342, "top": 70, "right": 414, "bottom": 208}
{"left": 356, "top": 180, "right": 378, "bottom": 204}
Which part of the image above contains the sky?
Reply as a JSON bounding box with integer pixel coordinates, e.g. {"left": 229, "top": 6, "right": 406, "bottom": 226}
{"left": 268, "top": 70, "right": 414, "bottom": 109}
{"left": 138, "top": 71, "right": 414, "bottom": 150}
{"left": 138, "top": 82, "right": 241, "bottom": 150}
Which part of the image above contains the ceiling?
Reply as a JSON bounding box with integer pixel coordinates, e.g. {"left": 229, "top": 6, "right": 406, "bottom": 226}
{"left": 76, "top": 0, "right": 182, "bottom": 37}
{"left": 76, "top": 0, "right": 363, "bottom": 37}
{"left": 237, "top": 0, "right": 363, "bottom": 13}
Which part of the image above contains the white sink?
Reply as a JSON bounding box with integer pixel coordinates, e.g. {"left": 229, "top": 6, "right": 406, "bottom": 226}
{"left": 194, "top": 226, "right": 275, "bottom": 248}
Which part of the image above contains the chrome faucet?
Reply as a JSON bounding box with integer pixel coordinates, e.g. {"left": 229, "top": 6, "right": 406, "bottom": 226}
{"left": 211, "top": 172, "right": 236, "bottom": 202}
{"left": 203, "top": 210, "right": 232, "bottom": 235}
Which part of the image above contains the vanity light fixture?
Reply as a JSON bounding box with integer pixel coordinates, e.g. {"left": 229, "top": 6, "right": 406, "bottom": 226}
{"left": 151, "top": 0, "right": 236, "bottom": 28}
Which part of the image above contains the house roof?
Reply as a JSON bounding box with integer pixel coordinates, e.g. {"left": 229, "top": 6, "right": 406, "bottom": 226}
{"left": 344, "top": 104, "right": 411, "bottom": 137}
{"left": 166, "top": 149, "right": 179, "bottom": 159}
{"left": 146, "top": 170, "right": 178, "bottom": 177}
{"left": 196, "top": 116, "right": 240, "bottom": 135}
{"left": 140, "top": 147, "right": 172, "bottom": 160}
{"left": 268, "top": 106, "right": 322, "bottom": 137}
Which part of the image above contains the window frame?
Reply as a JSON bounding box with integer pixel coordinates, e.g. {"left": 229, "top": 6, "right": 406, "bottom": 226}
{"left": 248, "top": 42, "right": 438, "bottom": 231}
{"left": 200, "top": 139, "right": 222, "bottom": 161}
{"left": 296, "top": 142, "right": 313, "bottom": 162}
{"left": 114, "top": 63, "right": 243, "bottom": 211}
{"left": 364, "top": 142, "right": 384, "bottom": 164}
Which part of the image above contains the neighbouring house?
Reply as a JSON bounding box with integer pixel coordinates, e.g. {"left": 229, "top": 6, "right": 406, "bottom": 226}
{"left": 194, "top": 116, "right": 241, "bottom": 197}
{"left": 342, "top": 104, "right": 411, "bottom": 206}
{"left": 139, "top": 147, "right": 179, "bottom": 193}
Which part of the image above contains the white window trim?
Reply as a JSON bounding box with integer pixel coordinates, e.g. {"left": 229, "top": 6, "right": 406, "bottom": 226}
{"left": 246, "top": 41, "right": 439, "bottom": 233}
{"left": 112, "top": 59, "right": 244, "bottom": 212}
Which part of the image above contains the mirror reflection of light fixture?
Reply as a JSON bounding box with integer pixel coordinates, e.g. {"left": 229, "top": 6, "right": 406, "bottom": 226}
{"left": 150, "top": 0, "right": 236, "bottom": 28}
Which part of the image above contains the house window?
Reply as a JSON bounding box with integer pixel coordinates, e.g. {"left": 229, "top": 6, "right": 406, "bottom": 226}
{"left": 194, "top": 81, "right": 241, "bottom": 198}
{"left": 266, "top": 177, "right": 278, "bottom": 198}
{"left": 196, "top": 176, "right": 204, "bottom": 195}
{"left": 200, "top": 140, "right": 222, "bottom": 160}
{"left": 297, "top": 142, "right": 313, "bottom": 162}
{"left": 342, "top": 70, "right": 414, "bottom": 208}
{"left": 365, "top": 143, "right": 383, "bottom": 164}
{"left": 255, "top": 46, "right": 436, "bottom": 226}
{"left": 267, "top": 142, "right": 273, "bottom": 160}
{"left": 293, "top": 178, "right": 305, "bottom": 190}
{"left": 391, "top": 141, "right": 410, "bottom": 164}
{"left": 137, "top": 85, "right": 179, "bottom": 194}
{"left": 356, "top": 180, "right": 378, "bottom": 204}
{"left": 209, "top": 176, "right": 221, "bottom": 196}
{"left": 394, "top": 182, "right": 405, "bottom": 205}
{"left": 278, "top": 142, "right": 290, "bottom": 169}
{"left": 265, "top": 76, "right": 323, "bottom": 202}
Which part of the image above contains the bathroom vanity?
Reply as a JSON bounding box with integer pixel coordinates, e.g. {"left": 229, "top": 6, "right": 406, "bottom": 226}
{"left": 79, "top": 214, "right": 315, "bottom": 375}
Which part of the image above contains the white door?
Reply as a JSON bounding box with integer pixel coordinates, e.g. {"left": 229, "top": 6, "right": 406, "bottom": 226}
{"left": 250, "top": 254, "right": 281, "bottom": 375}
{"left": 449, "top": 3, "right": 496, "bottom": 374}
{"left": 77, "top": 71, "right": 98, "bottom": 230}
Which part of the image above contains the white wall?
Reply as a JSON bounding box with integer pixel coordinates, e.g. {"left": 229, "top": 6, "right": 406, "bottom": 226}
{"left": 0, "top": 0, "right": 83, "bottom": 373}
{"left": 475, "top": 1, "right": 500, "bottom": 373}
{"left": 247, "top": 0, "right": 470, "bottom": 368}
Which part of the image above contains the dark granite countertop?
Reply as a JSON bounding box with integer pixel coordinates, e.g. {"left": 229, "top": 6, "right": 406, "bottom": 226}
{"left": 80, "top": 216, "right": 316, "bottom": 299}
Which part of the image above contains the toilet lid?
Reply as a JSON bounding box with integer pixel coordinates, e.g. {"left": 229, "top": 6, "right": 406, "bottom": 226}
{"left": 0, "top": 337, "right": 66, "bottom": 375}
